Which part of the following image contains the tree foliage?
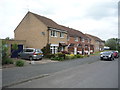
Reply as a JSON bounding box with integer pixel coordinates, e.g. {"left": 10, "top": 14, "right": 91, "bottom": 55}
{"left": 105, "top": 38, "right": 119, "bottom": 50}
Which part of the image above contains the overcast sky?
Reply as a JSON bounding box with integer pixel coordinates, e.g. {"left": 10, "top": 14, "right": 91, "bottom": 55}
{"left": 0, "top": 0, "right": 119, "bottom": 40}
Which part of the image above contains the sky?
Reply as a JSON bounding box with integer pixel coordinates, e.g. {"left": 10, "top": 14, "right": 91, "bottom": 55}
{"left": 0, "top": 0, "right": 119, "bottom": 41}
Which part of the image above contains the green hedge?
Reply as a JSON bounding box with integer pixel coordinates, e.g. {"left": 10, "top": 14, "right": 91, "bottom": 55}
{"left": 2, "top": 58, "right": 14, "bottom": 65}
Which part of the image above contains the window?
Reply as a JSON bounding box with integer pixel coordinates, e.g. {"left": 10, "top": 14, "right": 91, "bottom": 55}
{"left": 85, "top": 45, "right": 88, "bottom": 48}
{"left": 78, "top": 44, "right": 82, "bottom": 48}
{"left": 69, "top": 43, "right": 74, "bottom": 47}
{"left": 79, "top": 37, "right": 82, "bottom": 41}
{"left": 75, "top": 37, "right": 78, "bottom": 42}
{"left": 67, "top": 36, "right": 69, "bottom": 41}
{"left": 60, "top": 32, "right": 64, "bottom": 38}
{"left": 50, "top": 46, "right": 58, "bottom": 54}
{"left": 88, "top": 39, "right": 90, "bottom": 43}
{"left": 82, "top": 38, "right": 84, "bottom": 42}
{"left": 51, "top": 30, "right": 57, "bottom": 37}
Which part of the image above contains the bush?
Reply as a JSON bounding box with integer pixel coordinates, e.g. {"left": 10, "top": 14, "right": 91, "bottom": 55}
{"left": 45, "top": 54, "right": 56, "bottom": 58}
{"left": 2, "top": 58, "right": 14, "bottom": 65}
{"left": 51, "top": 56, "right": 64, "bottom": 61}
{"left": 75, "top": 54, "right": 84, "bottom": 58}
{"left": 16, "top": 60, "right": 25, "bottom": 67}
{"left": 57, "top": 53, "right": 65, "bottom": 59}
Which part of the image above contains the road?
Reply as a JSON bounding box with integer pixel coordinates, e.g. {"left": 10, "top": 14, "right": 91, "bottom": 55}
{"left": 10, "top": 57, "right": 118, "bottom": 88}
{"left": 3, "top": 55, "right": 100, "bottom": 87}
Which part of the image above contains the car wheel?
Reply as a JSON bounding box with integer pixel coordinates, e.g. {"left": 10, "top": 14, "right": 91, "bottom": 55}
{"left": 110, "top": 57, "right": 114, "bottom": 61}
{"left": 29, "top": 56, "right": 33, "bottom": 61}
{"left": 100, "top": 57, "right": 103, "bottom": 60}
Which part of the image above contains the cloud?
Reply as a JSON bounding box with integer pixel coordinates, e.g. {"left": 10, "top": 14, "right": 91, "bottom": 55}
{"left": 0, "top": 0, "right": 119, "bottom": 41}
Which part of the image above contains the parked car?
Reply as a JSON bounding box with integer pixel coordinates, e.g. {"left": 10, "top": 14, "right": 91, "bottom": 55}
{"left": 112, "top": 51, "right": 119, "bottom": 58}
{"left": 100, "top": 51, "right": 114, "bottom": 61}
{"left": 18, "top": 48, "right": 43, "bottom": 60}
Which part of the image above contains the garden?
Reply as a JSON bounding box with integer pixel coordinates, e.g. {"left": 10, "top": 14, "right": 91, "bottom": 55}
{"left": 41, "top": 44, "right": 88, "bottom": 61}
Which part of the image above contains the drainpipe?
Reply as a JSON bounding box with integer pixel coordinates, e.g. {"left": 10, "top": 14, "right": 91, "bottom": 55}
{"left": 47, "top": 28, "right": 49, "bottom": 44}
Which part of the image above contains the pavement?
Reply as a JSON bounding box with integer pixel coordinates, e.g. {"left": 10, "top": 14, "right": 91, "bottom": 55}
{"left": 2, "top": 55, "right": 101, "bottom": 87}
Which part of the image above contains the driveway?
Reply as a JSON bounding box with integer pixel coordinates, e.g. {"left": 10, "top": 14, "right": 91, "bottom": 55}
{"left": 3, "top": 55, "right": 101, "bottom": 87}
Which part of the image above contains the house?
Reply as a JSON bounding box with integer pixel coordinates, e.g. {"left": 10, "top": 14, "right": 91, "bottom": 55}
{"left": 60, "top": 26, "right": 94, "bottom": 54}
{"left": 85, "top": 34, "right": 105, "bottom": 52}
{"left": 14, "top": 12, "right": 68, "bottom": 54}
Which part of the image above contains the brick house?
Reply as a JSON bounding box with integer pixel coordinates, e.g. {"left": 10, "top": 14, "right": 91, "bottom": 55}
{"left": 60, "top": 26, "right": 94, "bottom": 54}
{"left": 14, "top": 12, "right": 68, "bottom": 54}
{"left": 85, "top": 34, "right": 105, "bottom": 52}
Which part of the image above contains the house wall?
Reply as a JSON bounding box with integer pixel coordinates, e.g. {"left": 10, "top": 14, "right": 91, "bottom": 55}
{"left": 88, "top": 37, "right": 100, "bottom": 52}
{"left": 67, "top": 36, "right": 91, "bottom": 54}
{"left": 14, "top": 12, "right": 48, "bottom": 49}
{"left": 49, "top": 31, "right": 67, "bottom": 45}
{"left": 49, "top": 30, "right": 68, "bottom": 51}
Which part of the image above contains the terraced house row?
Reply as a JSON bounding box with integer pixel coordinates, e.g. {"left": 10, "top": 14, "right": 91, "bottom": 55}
{"left": 13, "top": 11, "right": 105, "bottom": 55}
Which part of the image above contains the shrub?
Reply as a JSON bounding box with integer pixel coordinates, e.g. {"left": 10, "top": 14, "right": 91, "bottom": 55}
{"left": 45, "top": 54, "right": 56, "bottom": 58}
{"left": 16, "top": 60, "right": 24, "bottom": 67}
{"left": 61, "top": 51, "right": 70, "bottom": 54}
{"left": 2, "top": 58, "right": 14, "bottom": 65}
{"left": 41, "top": 44, "right": 51, "bottom": 56}
{"left": 51, "top": 56, "right": 64, "bottom": 61}
{"left": 71, "top": 56, "right": 77, "bottom": 59}
{"left": 75, "top": 54, "right": 84, "bottom": 58}
{"left": 57, "top": 53, "right": 65, "bottom": 59}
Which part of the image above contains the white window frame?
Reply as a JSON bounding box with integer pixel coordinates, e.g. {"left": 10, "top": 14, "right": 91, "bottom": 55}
{"left": 51, "top": 30, "right": 57, "bottom": 37}
{"left": 67, "top": 36, "right": 69, "bottom": 41}
{"left": 82, "top": 38, "right": 84, "bottom": 42}
{"left": 50, "top": 46, "right": 58, "bottom": 54}
{"left": 60, "top": 32, "right": 64, "bottom": 38}
{"left": 75, "top": 37, "right": 78, "bottom": 42}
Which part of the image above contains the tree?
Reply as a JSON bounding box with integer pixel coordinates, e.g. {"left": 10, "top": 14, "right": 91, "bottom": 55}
{"left": 105, "top": 38, "right": 118, "bottom": 50}
{"left": 41, "top": 44, "right": 51, "bottom": 56}
{"left": 2, "top": 40, "right": 9, "bottom": 58}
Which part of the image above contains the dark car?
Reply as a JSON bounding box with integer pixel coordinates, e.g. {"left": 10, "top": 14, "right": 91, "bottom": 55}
{"left": 112, "top": 51, "right": 119, "bottom": 58}
{"left": 100, "top": 51, "right": 114, "bottom": 61}
{"left": 18, "top": 48, "right": 43, "bottom": 60}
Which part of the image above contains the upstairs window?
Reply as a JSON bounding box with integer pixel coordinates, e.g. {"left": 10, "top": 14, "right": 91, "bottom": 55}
{"left": 67, "top": 36, "right": 69, "bottom": 41}
{"left": 51, "top": 30, "right": 57, "bottom": 37}
{"left": 60, "top": 32, "right": 64, "bottom": 38}
{"left": 75, "top": 37, "right": 78, "bottom": 42}
{"left": 88, "top": 39, "right": 90, "bottom": 43}
{"left": 69, "top": 43, "right": 74, "bottom": 47}
{"left": 79, "top": 37, "right": 82, "bottom": 41}
{"left": 82, "top": 38, "right": 84, "bottom": 42}
{"left": 78, "top": 44, "right": 82, "bottom": 48}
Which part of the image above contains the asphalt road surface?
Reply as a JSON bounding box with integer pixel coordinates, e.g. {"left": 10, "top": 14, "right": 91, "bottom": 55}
{"left": 10, "top": 58, "right": 118, "bottom": 88}
{"left": 3, "top": 55, "right": 100, "bottom": 87}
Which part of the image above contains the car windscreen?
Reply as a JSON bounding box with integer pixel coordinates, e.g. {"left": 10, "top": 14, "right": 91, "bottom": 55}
{"left": 102, "top": 52, "right": 111, "bottom": 55}
{"left": 23, "top": 49, "right": 34, "bottom": 52}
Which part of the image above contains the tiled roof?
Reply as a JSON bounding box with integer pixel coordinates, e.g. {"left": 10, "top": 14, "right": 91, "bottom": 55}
{"left": 60, "top": 25, "right": 88, "bottom": 38}
{"left": 29, "top": 12, "right": 91, "bottom": 39}
{"left": 30, "top": 12, "right": 66, "bottom": 31}
{"left": 85, "top": 34, "right": 104, "bottom": 42}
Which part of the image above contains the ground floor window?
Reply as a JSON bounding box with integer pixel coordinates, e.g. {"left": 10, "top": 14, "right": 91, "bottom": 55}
{"left": 50, "top": 46, "right": 58, "bottom": 54}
